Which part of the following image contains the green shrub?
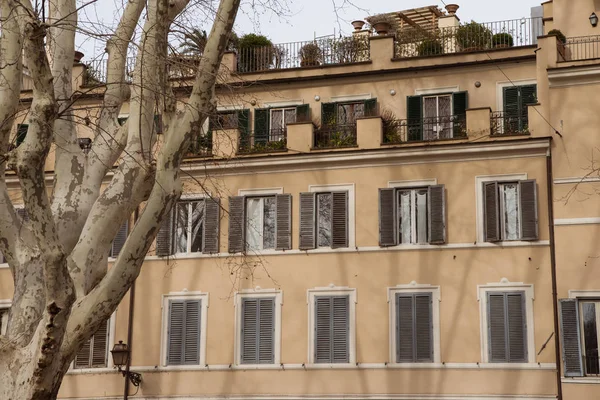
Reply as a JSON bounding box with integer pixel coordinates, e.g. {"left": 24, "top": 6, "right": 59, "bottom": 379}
{"left": 492, "top": 33, "right": 514, "bottom": 47}
{"left": 548, "top": 29, "right": 566, "bottom": 44}
{"left": 457, "top": 21, "right": 492, "bottom": 50}
{"left": 299, "top": 43, "right": 322, "bottom": 66}
{"left": 417, "top": 38, "right": 443, "bottom": 56}
{"left": 237, "top": 34, "right": 274, "bottom": 72}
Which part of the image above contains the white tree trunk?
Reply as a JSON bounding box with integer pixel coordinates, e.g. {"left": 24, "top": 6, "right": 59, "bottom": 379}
{"left": 0, "top": 0, "right": 241, "bottom": 397}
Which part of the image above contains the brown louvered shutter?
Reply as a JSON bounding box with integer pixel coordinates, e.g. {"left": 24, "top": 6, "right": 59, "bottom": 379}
{"left": 258, "top": 298, "right": 275, "bottom": 363}
{"left": 74, "top": 337, "right": 92, "bottom": 369}
{"left": 167, "top": 300, "right": 185, "bottom": 365}
{"left": 506, "top": 292, "right": 527, "bottom": 362}
{"left": 110, "top": 220, "right": 128, "bottom": 258}
{"left": 299, "top": 192, "right": 316, "bottom": 250}
{"left": 427, "top": 185, "right": 446, "bottom": 244}
{"left": 91, "top": 320, "right": 109, "bottom": 367}
{"left": 315, "top": 296, "right": 332, "bottom": 363}
{"left": 156, "top": 207, "right": 174, "bottom": 256}
{"left": 483, "top": 182, "right": 500, "bottom": 242}
{"left": 203, "top": 198, "right": 220, "bottom": 254}
{"left": 396, "top": 293, "right": 433, "bottom": 363}
{"left": 396, "top": 294, "right": 413, "bottom": 362}
{"left": 379, "top": 188, "right": 397, "bottom": 247}
{"left": 332, "top": 296, "right": 349, "bottom": 363}
{"left": 183, "top": 300, "right": 201, "bottom": 364}
{"left": 228, "top": 196, "right": 245, "bottom": 253}
{"left": 241, "top": 298, "right": 258, "bottom": 364}
{"left": 415, "top": 293, "right": 433, "bottom": 362}
{"left": 331, "top": 191, "right": 348, "bottom": 249}
{"left": 488, "top": 293, "right": 507, "bottom": 362}
{"left": 275, "top": 194, "right": 292, "bottom": 250}
{"left": 519, "top": 180, "right": 538, "bottom": 240}
{"left": 560, "top": 299, "right": 583, "bottom": 376}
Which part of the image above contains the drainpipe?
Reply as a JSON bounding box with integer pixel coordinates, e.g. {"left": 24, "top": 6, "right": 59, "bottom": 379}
{"left": 123, "top": 207, "right": 139, "bottom": 400}
{"left": 546, "top": 146, "right": 562, "bottom": 400}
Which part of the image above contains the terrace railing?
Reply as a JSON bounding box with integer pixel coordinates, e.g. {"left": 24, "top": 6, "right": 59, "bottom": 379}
{"left": 314, "top": 124, "right": 357, "bottom": 149}
{"left": 383, "top": 115, "right": 467, "bottom": 144}
{"left": 185, "top": 134, "right": 213, "bottom": 158}
{"left": 394, "top": 17, "right": 543, "bottom": 59}
{"left": 237, "top": 35, "right": 370, "bottom": 73}
{"left": 82, "top": 56, "right": 136, "bottom": 86}
{"left": 561, "top": 35, "right": 600, "bottom": 61}
{"left": 490, "top": 111, "right": 529, "bottom": 135}
{"left": 238, "top": 128, "right": 288, "bottom": 154}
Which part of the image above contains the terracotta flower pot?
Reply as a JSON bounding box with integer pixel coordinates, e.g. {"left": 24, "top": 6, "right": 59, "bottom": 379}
{"left": 351, "top": 20, "right": 365, "bottom": 31}
{"left": 74, "top": 51, "right": 84, "bottom": 63}
{"left": 373, "top": 22, "right": 391, "bottom": 35}
{"left": 445, "top": 4, "right": 459, "bottom": 14}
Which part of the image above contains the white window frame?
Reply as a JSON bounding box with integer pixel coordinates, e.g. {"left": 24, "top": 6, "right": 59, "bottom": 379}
{"left": 0, "top": 299, "right": 10, "bottom": 336}
{"left": 415, "top": 86, "right": 459, "bottom": 96}
{"left": 308, "top": 183, "right": 355, "bottom": 249}
{"left": 475, "top": 173, "right": 528, "bottom": 243}
{"left": 234, "top": 288, "right": 283, "bottom": 366}
{"left": 269, "top": 107, "right": 297, "bottom": 136}
{"left": 388, "top": 179, "right": 437, "bottom": 246}
{"left": 568, "top": 290, "right": 600, "bottom": 377}
{"left": 238, "top": 188, "right": 284, "bottom": 252}
{"left": 307, "top": 285, "right": 357, "bottom": 365}
{"left": 496, "top": 79, "right": 537, "bottom": 112}
{"left": 161, "top": 291, "right": 209, "bottom": 368}
{"left": 477, "top": 279, "right": 535, "bottom": 364}
{"left": 387, "top": 282, "right": 441, "bottom": 364}
{"left": 172, "top": 194, "right": 209, "bottom": 255}
{"left": 329, "top": 93, "right": 371, "bottom": 102}
{"left": 69, "top": 312, "right": 117, "bottom": 371}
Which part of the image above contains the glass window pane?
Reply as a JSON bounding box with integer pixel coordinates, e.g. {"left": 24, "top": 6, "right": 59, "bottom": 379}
{"left": 174, "top": 202, "right": 189, "bottom": 253}
{"left": 502, "top": 183, "right": 520, "bottom": 240}
{"left": 271, "top": 109, "right": 284, "bottom": 130}
{"left": 263, "top": 197, "right": 276, "bottom": 249}
{"left": 284, "top": 108, "right": 296, "bottom": 124}
{"left": 439, "top": 95, "right": 451, "bottom": 116}
{"left": 416, "top": 189, "right": 428, "bottom": 244}
{"left": 317, "top": 193, "right": 332, "bottom": 247}
{"left": 583, "top": 302, "right": 600, "bottom": 375}
{"left": 246, "top": 198, "right": 263, "bottom": 251}
{"left": 190, "top": 201, "right": 205, "bottom": 252}
{"left": 337, "top": 103, "right": 363, "bottom": 125}
{"left": 398, "top": 191, "right": 412, "bottom": 244}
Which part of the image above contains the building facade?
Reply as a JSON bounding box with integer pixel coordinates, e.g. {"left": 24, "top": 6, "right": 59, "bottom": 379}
{"left": 2, "top": 0, "right": 600, "bottom": 399}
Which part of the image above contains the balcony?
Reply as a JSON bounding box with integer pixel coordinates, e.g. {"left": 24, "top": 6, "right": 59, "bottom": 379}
{"left": 313, "top": 124, "right": 358, "bottom": 149}
{"left": 394, "top": 17, "right": 542, "bottom": 59}
{"left": 238, "top": 129, "right": 287, "bottom": 154}
{"left": 185, "top": 134, "right": 212, "bottom": 158}
{"left": 490, "top": 111, "right": 529, "bottom": 136}
{"left": 560, "top": 35, "right": 600, "bottom": 62}
{"left": 382, "top": 115, "right": 466, "bottom": 144}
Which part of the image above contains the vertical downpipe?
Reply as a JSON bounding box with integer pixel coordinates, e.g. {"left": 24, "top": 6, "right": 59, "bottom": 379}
{"left": 546, "top": 146, "right": 562, "bottom": 400}
{"left": 123, "top": 207, "right": 139, "bottom": 400}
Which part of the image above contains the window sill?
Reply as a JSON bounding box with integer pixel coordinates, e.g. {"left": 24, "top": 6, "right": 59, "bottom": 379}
{"left": 562, "top": 377, "right": 600, "bottom": 384}
{"left": 67, "top": 367, "right": 116, "bottom": 375}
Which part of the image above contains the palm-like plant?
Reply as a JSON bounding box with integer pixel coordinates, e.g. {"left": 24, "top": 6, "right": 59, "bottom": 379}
{"left": 180, "top": 29, "right": 208, "bottom": 54}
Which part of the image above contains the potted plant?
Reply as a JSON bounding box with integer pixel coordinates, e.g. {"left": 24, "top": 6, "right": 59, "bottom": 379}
{"left": 351, "top": 20, "right": 365, "bottom": 31}
{"left": 548, "top": 29, "right": 569, "bottom": 60}
{"left": 492, "top": 33, "right": 514, "bottom": 48}
{"left": 237, "top": 33, "right": 275, "bottom": 72}
{"left": 456, "top": 21, "right": 492, "bottom": 51}
{"left": 299, "top": 43, "right": 322, "bottom": 67}
{"left": 416, "top": 38, "right": 444, "bottom": 56}
{"left": 369, "top": 14, "right": 394, "bottom": 35}
{"left": 74, "top": 51, "right": 84, "bottom": 63}
{"left": 548, "top": 29, "right": 567, "bottom": 44}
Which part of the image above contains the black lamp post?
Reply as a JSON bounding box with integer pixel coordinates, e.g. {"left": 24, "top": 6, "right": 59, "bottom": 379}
{"left": 590, "top": 12, "right": 598, "bottom": 27}
{"left": 111, "top": 341, "right": 142, "bottom": 387}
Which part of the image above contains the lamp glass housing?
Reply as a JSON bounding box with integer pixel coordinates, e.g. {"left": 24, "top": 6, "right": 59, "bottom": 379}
{"left": 111, "top": 341, "right": 130, "bottom": 367}
{"left": 591, "top": 12, "right": 598, "bottom": 27}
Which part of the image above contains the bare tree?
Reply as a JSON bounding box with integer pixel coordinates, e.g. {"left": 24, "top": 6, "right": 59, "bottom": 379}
{"left": 0, "top": 0, "right": 241, "bottom": 397}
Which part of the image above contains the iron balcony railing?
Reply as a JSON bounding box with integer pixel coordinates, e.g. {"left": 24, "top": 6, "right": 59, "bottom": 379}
{"left": 238, "top": 129, "right": 287, "bottom": 154}
{"left": 383, "top": 115, "right": 466, "bottom": 144}
{"left": 490, "top": 111, "right": 529, "bottom": 136}
{"left": 561, "top": 35, "right": 600, "bottom": 61}
{"left": 82, "top": 57, "right": 137, "bottom": 86}
{"left": 314, "top": 124, "right": 358, "bottom": 149}
{"left": 185, "top": 134, "right": 212, "bottom": 158}
{"left": 394, "top": 17, "right": 543, "bottom": 59}
{"left": 237, "top": 35, "right": 370, "bottom": 73}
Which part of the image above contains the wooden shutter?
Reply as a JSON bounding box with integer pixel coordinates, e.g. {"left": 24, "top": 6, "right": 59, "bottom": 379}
{"left": 379, "top": 188, "right": 397, "bottom": 247}
{"left": 241, "top": 298, "right": 258, "bottom": 364}
{"left": 503, "top": 86, "right": 520, "bottom": 132}
{"left": 396, "top": 293, "right": 433, "bottom": 363}
{"left": 506, "top": 292, "right": 527, "bottom": 362}
{"left": 396, "top": 294, "right": 414, "bottom": 362}
{"left": 315, "top": 296, "right": 332, "bottom": 363}
{"left": 428, "top": 185, "right": 446, "bottom": 244}
{"left": 363, "top": 98, "right": 378, "bottom": 117}
{"left": 258, "top": 298, "right": 275, "bottom": 363}
{"left": 74, "top": 336, "right": 92, "bottom": 368}
{"left": 321, "top": 102, "right": 337, "bottom": 126}
{"left": 331, "top": 191, "right": 348, "bottom": 249}
{"left": 110, "top": 220, "right": 128, "bottom": 258}
{"left": 488, "top": 293, "right": 507, "bottom": 362}
{"left": 156, "top": 207, "right": 174, "bottom": 256}
{"left": 415, "top": 293, "right": 433, "bottom": 362}
{"left": 228, "top": 196, "right": 245, "bottom": 253}
{"left": 254, "top": 108, "right": 270, "bottom": 144}
{"left": 560, "top": 299, "right": 583, "bottom": 376}
{"left": 483, "top": 182, "right": 500, "bottom": 242}
{"left": 237, "top": 109, "right": 250, "bottom": 142}
{"left": 167, "top": 300, "right": 201, "bottom": 365}
{"left": 167, "top": 300, "right": 185, "bottom": 365}
{"left": 296, "top": 104, "right": 310, "bottom": 122}
{"left": 406, "top": 96, "right": 423, "bottom": 141}
{"left": 16, "top": 124, "right": 28, "bottom": 147}
{"left": 91, "top": 320, "right": 109, "bottom": 367}
{"left": 332, "top": 296, "right": 349, "bottom": 363}
{"left": 519, "top": 180, "right": 538, "bottom": 240}
{"left": 299, "top": 192, "right": 316, "bottom": 250}
{"left": 519, "top": 85, "right": 537, "bottom": 129}
{"left": 451, "top": 91, "right": 468, "bottom": 136}
{"left": 184, "top": 300, "right": 201, "bottom": 364}
{"left": 275, "top": 194, "right": 292, "bottom": 250}
{"left": 203, "top": 198, "right": 220, "bottom": 254}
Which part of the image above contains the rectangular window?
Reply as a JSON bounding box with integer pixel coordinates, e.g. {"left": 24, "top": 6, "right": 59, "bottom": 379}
{"left": 74, "top": 320, "right": 109, "bottom": 369}
{"left": 422, "top": 94, "right": 452, "bottom": 140}
{"left": 0, "top": 308, "right": 8, "bottom": 335}
{"left": 502, "top": 84, "right": 537, "bottom": 133}
{"left": 167, "top": 299, "right": 201, "bottom": 366}
{"left": 240, "top": 297, "right": 275, "bottom": 364}
{"left": 581, "top": 301, "right": 600, "bottom": 376}
{"left": 270, "top": 107, "right": 296, "bottom": 139}
{"left": 245, "top": 196, "right": 276, "bottom": 251}
{"left": 397, "top": 188, "right": 429, "bottom": 244}
{"left": 213, "top": 111, "right": 239, "bottom": 130}
{"left": 108, "top": 220, "right": 129, "bottom": 258}
{"left": 395, "top": 293, "right": 433, "bottom": 363}
{"left": 174, "top": 199, "right": 206, "bottom": 254}
{"left": 299, "top": 191, "right": 348, "bottom": 250}
{"left": 487, "top": 291, "right": 527, "bottom": 363}
{"left": 483, "top": 180, "right": 538, "bottom": 242}
{"left": 314, "top": 295, "right": 349, "bottom": 364}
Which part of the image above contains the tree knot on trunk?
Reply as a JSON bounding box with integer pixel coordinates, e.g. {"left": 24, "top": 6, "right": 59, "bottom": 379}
{"left": 46, "top": 302, "right": 61, "bottom": 316}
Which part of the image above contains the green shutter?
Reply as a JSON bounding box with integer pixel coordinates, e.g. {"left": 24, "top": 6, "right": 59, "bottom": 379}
{"left": 503, "top": 86, "right": 520, "bottom": 133}
{"left": 406, "top": 96, "right": 422, "bottom": 141}
{"left": 451, "top": 91, "right": 468, "bottom": 137}
{"left": 16, "top": 124, "right": 28, "bottom": 147}
{"left": 254, "top": 108, "right": 270, "bottom": 144}
{"left": 237, "top": 109, "right": 250, "bottom": 141}
{"left": 296, "top": 104, "right": 310, "bottom": 122}
{"left": 321, "top": 103, "right": 336, "bottom": 127}
{"left": 519, "top": 84, "right": 537, "bottom": 130}
{"left": 363, "top": 98, "right": 378, "bottom": 117}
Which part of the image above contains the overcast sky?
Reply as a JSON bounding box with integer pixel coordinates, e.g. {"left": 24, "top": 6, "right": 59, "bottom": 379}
{"left": 76, "top": 0, "right": 542, "bottom": 59}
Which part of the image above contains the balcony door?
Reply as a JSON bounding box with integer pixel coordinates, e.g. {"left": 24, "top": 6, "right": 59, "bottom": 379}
{"left": 270, "top": 108, "right": 296, "bottom": 141}
{"left": 422, "top": 95, "right": 452, "bottom": 140}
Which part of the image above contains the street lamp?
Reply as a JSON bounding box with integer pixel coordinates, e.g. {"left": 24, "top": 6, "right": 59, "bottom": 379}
{"left": 590, "top": 12, "right": 598, "bottom": 27}
{"left": 111, "top": 341, "right": 142, "bottom": 387}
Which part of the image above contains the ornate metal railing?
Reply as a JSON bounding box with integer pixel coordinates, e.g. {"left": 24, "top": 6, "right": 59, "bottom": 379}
{"left": 561, "top": 35, "right": 600, "bottom": 61}
{"left": 314, "top": 124, "right": 357, "bottom": 149}
{"left": 82, "top": 57, "right": 136, "bottom": 86}
{"left": 238, "top": 129, "right": 287, "bottom": 154}
{"left": 383, "top": 115, "right": 466, "bottom": 144}
{"left": 237, "top": 35, "right": 370, "bottom": 73}
{"left": 490, "top": 111, "right": 529, "bottom": 136}
{"left": 394, "top": 17, "right": 542, "bottom": 59}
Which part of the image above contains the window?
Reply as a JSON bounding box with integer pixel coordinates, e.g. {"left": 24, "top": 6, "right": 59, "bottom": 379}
{"left": 166, "top": 299, "right": 202, "bottom": 366}
{"left": 228, "top": 193, "right": 291, "bottom": 253}
{"left": 108, "top": 220, "right": 128, "bottom": 258}
{"left": 240, "top": 297, "right": 275, "bottom": 364}
{"left": 560, "top": 297, "right": 600, "bottom": 377}
{"left": 502, "top": 84, "right": 537, "bottom": 133}
{"left": 0, "top": 308, "right": 8, "bottom": 335}
{"left": 156, "top": 197, "right": 220, "bottom": 256}
{"left": 299, "top": 191, "right": 348, "bottom": 250}
{"left": 321, "top": 99, "right": 377, "bottom": 127}
{"left": 394, "top": 293, "right": 433, "bottom": 362}
{"left": 483, "top": 179, "right": 538, "bottom": 242}
{"left": 74, "top": 320, "right": 110, "bottom": 369}
{"left": 406, "top": 92, "right": 467, "bottom": 141}
{"left": 379, "top": 185, "right": 445, "bottom": 246}
{"left": 253, "top": 105, "right": 309, "bottom": 146}
{"left": 423, "top": 94, "right": 452, "bottom": 140}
